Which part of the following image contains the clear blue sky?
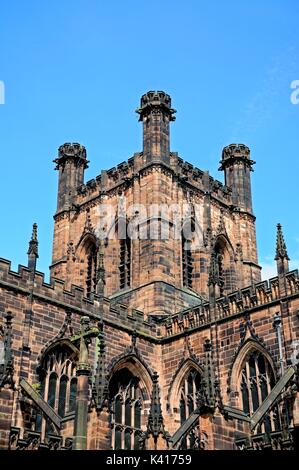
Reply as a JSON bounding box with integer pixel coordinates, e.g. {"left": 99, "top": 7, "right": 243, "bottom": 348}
{"left": 0, "top": 0, "right": 298, "bottom": 282}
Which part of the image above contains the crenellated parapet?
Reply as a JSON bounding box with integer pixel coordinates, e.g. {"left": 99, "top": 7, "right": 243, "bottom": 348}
{"left": 160, "top": 270, "right": 299, "bottom": 337}
{"left": 220, "top": 144, "right": 254, "bottom": 168}
{"left": 54, "top": 143, "right": 88, "bottom": 169}
{"left": 0, "top": 258, "right": 157, "bottom": 337}
{"left": 65, "top": 150, "right": 233, "bottom": 212}
{"left": 4, "top": 256, "right": 298, "bottom": 341}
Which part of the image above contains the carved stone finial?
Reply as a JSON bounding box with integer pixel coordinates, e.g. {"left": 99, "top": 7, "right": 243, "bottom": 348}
{"left": 92, "top": 327, "right": 109, "bottom": 411}
{"left": 146, "top": 372, "right": 166, "bottom": 443}
{"left": 275, "top": 223, "right": 289, "bottom": 261}
{"left": 27, "top": 223, "right": 39, "bottom": 257}
{"left": 27, "top": 223, "right": 39, "bottom": 271}
{"left": 275, "top": 223, "right": 290, "bottom": 278}
{"left": 199, "top": 338, "right": 218, "bottom": 411}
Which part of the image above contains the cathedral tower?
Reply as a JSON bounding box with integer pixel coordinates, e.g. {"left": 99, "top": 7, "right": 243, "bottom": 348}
{"left": 136, "top": 91, "right": 176, "bottom": 164}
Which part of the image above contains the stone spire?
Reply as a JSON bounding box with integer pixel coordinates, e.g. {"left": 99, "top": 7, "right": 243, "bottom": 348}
{"left": 200, "top": 339, "right": 216, "bottom": 410}
{"left": 136, "top": 91, "right": 176, "bottom": 164}
{"left": 275, "top": 223, "right": 289, "bottom": 276}
{"left": 144, "top": 372, "right": 169, "bottom": 449}
{"left": 92, "top": 325, "right": 108, "bottom": 410}
{"left": 275, "top": 224, "right": 289, "bottom": 261}
{"left": 27, "top": 223, "right": 39, "bottom": 272}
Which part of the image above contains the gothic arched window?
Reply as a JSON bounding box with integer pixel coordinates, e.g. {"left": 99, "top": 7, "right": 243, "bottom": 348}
{"left": 109, "top": 368, "right": 143, "bottom": 450}
{"left": 86, "top": 243, "right": 97, "bottom": 297}
{"left": 179, "top": 369, "right": 201, "bottom": 449}
{"left": 214, "top": 237, "right": 236, "bottom": 295}
{"left": 118, "top": 218, "right": 131, "bottom": 290}
{"left": 36, "top": 343, "right": 78, "bottom": 439}
{"left": 239, "top": 350, "right": 281, "bottom": 434}
{"left": 182, "top": 219, "right": 195, "bottom": 289}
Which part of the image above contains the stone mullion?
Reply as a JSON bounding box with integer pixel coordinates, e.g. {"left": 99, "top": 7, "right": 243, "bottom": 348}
{"left": 111, "top": 424, "right": 115, "bottom": 450}
{"left": 54, "top": 371, "right": 61, "bottom": 415}
{"left": 192, "top": 376, "right": 196, "bottom": 410}
{"left": 41, "top": 371, "right": 50, "bottom": 441}
{"left": 121, "top": 415, "right": 125, "bottom": 450}
{"left": 130, "top": 421, "right": 134, "bottom": 451}
{"left": 255, "top": 357, "right": 264, "bottom": 434}
{"left": 246, "top": 362, "right": 254, "bottom": 417}
{"left": 184, "top": 379, "right": 188, "bottom": 420}
{"left": 65, "top": 374, "right": 71, "bottom": 414}
{"left": 121, "top": 395, "right": 125, "bottom": 449}
{"left": 265, "top": 361, "right": 276, "bottom": 431}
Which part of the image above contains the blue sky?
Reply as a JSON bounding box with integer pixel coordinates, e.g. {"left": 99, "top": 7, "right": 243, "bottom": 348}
{"left": 0, "top": 0, "right": 298, "bottom": 282}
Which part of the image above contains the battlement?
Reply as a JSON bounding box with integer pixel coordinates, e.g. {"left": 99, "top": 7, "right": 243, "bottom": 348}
{"left": 58, "top": 142, "right": 87, "bottom": 159}
{"left": 136, "top": 90, "right": 176, "bottom": 121}
{"left": 74, "top": 151, "right": 233, "bottom": 207}
{"left": 1, "top": 257, "right": 298, "bottom": 341}
{"left": 54, "top": 142, "right": 89, "bottom": 170}
{"left": 173, "top": 153, "right": 233, "bottom": 202}
{"left": 161, "top": 270, "right": 299, "bottom": 336}
{"left": 220, "top": 143, "right": 255, "bottom": 171}
{"left": 222, "top": 143, "right": 250, "bottom": 160}
{"left": 0, "top": 257, "right": 156, "bottom": 336}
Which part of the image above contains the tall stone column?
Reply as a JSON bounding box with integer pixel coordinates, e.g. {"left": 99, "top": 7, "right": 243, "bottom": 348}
{"left": 136, "top": 91, "right": 176, "bottom": 164}
{"left": 72, "top": 316, "right": 99, "bottom": 450}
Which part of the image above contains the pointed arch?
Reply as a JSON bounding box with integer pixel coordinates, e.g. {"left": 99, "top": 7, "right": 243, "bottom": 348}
{"left": 75, "top": 232, "right": 98, "bottom": 297}
{"left": 167, "top": 358, "right": 203, "bottom": 449}
{"left": 35, "top": 339, "right": 79, "bottom": 439}
{"left": 108, "top": 354, "right": 153, "bottom": 450}
{"left": 212, "top": 233, "right": 236, "bottom": 295}
{"left": 105, "top": 215, "right": 132, "bottom": 290}
{"left": 229, "top": 338, "right": 276, "bottom": 394}
{"left": 107, "top": 353, "right": 153, "bottom": 401}
{"left": 37, "top": 338, "right": 79, "bottom": 368}
{"left": 167, "top": 358, "right": 203, "bottom": 412}
{"left": 229, "top": 339, "right": 283, "bottom": 433}
{"left": 76, "top": 230, "right": 97, "bottom": 252}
